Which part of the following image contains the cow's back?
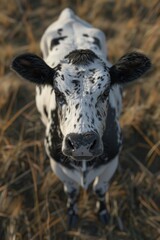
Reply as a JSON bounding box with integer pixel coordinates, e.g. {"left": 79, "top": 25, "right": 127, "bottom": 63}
{"left": 40, "top": 8, "right": 107, "bottom": 66}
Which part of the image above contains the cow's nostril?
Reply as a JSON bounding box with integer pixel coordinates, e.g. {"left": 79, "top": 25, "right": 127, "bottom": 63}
{"left": 90, "top": 139, "right": 97, "bottom": 151}
{"left": 64, "top": 132, "right": 101, "bottom": 159}
{"left": 66, "top": 137, "right": 74, "bottom": 150}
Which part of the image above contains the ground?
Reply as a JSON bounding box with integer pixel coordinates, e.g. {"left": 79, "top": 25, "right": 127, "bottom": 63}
{"left": 0, "top": 0, "right": 160, "bottom": 239}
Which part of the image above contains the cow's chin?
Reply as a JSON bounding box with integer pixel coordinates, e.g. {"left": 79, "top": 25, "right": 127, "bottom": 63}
{"left": 63, "top": 150, "right": 103, "bottom": 162}
{"left": 70, "top": 155, "right": 95, "bottom": 161}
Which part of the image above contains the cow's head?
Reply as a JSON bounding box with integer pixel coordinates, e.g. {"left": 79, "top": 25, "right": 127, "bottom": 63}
{"left": 11, "top": 50, "right": 151, "bottom": 161}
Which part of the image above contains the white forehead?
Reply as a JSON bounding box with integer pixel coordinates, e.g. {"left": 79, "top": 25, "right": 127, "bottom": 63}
{"left": 54, "top": 60, "right": 110, "bottom": 96}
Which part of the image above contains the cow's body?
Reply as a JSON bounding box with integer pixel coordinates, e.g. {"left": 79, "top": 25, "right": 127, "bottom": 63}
{"left": 36, "top": 8, "right": 122, "bottom": 191}
{"left": 12, "top": 8, "right": 151, "bottom": 227}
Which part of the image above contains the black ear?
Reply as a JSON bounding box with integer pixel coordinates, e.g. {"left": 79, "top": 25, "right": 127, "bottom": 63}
{"left": 109, "top": 52, "right": 151, "bottom": 85}
{"left": 11, "top": 53, "right": 55, "bottom": 85}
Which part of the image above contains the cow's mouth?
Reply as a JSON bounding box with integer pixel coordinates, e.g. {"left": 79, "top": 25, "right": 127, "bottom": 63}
{"left": 70, "top": 155, "right": 95, "bottom": 161}
{"left": 63, "top": 148, "right": 103, "bottom": 162}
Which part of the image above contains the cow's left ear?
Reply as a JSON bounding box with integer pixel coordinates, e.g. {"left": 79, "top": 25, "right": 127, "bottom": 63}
{"left": 109, "top": 52, "right": 151, "bottom": 85}
{"left": 11, "top": 53, "right": 55, "bottom": 85}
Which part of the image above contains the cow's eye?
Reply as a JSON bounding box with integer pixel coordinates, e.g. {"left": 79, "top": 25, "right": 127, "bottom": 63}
{"left": 102, "top": 89, "right": 110, "bottom": 98}
{"left": 99, "top": 89, "right": 110, "bottom": 101}
{"left": 55, "top": 90, "right": 66, "bottom": 105}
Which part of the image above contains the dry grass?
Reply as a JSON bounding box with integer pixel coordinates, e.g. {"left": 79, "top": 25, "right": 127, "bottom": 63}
{"left": 0, "top": 0, "right": 160, "bottom": 239}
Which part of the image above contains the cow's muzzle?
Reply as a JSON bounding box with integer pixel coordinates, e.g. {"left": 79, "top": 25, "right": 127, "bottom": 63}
{"left": 63, "top": 132, "right": 103, "bottom": 161}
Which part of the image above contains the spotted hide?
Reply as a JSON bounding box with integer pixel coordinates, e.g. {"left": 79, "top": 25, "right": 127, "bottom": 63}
{"left": 12, "top": 8, "right": 151, "bottom": 227}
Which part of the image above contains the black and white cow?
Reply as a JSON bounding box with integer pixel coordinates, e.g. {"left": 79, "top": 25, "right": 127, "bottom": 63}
{"left": 11, "top": 8, "right": 151, "bottom": 227}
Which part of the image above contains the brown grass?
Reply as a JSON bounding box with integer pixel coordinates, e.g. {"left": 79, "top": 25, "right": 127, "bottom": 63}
{"left": 0, "top": 0, "right": 160, "bottom": 239}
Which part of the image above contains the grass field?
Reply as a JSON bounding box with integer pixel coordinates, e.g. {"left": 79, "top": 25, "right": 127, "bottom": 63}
{"left": 0, "top": 0, "right": 160, "bottom": 239}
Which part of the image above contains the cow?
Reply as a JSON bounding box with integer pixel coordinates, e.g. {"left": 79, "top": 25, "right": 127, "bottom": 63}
{"left": 11, "top": 8, "right": 151, "bottom": 228}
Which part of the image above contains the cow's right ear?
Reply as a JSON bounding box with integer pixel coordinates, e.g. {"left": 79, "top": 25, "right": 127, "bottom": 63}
{"left": 11, "top": 53, "right": 55, "bottom": 85}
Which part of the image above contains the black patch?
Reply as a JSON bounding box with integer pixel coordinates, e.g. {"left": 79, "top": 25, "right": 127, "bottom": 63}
{"left": 76, "top": 71, "right": 82, "bottom": 77}
{"left": 57, "top": 28, "right": 63, "bottom": 35}
{"left": 65, "top": 89, "right": 71, "bottom": 95}
{"left": 50, "top": 36, "right": 67, "bottom": 50}
{"left": 65, "top": 49, "right": 99, "bottom": 65}
{"left": 77, "top": 114, "right": 82, "bottom": 122}
{"left": 61, "top": 74, "right": 65, "bottom": 81}
{"left": 91, "top": 118, "right": 94, "bottom": 125}
{"left": 89, "top": 68, "right": 96, "bottom": 73}
{"left": 104, "top": 65, "right": 109, "bottom": 72}
{"left": 75, "top": 103, "right": 79, "bottom": 109}
{"left": 86, "top": 113, "right": 89, "bottom": 121}
{"left": 83, "top": 33, "right": 89, "bottom": 37}
{"left": 72, "top": 79, "right": 80, "bottom": 87}
{"left": 89, "top": 76, "right": 95, "bottom": 84}
{"left": 98, "top": 76, "right": 104, "bottom": 81}
{"left": 93, "top": 103, "right": 122, "bottom": 168}
{"left": 93, "top": 37, "right": 101, "bottom": 49}
{"left": 98, "top": 83, "right": 101, "bottom": 89}
{"left": 43, "top": 105, "right": 48, "bottom": 118}
{"left": 55, "top": 64, "right": 62, "bottom": 72}
{"left": 97, "top": 110, "right": 101, "bottom": 117}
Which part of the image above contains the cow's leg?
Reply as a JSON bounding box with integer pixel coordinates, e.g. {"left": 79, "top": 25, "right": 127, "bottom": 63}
{"left": 93, "top": 155, "right": 118, "bottom": 224}
{"left": 50, "top": 160, "right": 79, "bottom": 228}
{"left": 64, "top": 181, "right": 79, "bottom": 229}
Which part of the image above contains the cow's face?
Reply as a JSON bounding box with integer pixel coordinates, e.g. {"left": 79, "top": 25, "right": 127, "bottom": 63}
{"left": 11, "top": 50, "right": 151, "bottom": 161}
{"left": 53, "top": 50, "right": 110, "bottom": 160}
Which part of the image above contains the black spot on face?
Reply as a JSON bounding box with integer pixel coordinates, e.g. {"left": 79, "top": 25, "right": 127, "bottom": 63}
{"left": 57, "top": 28, "right": 63, "bottom": 35}
{"left": 65, "top": 89, "right": 71, "bottom": 95}
{"left": 97, "top": 110, "right": 102, "bottom": 121}
{"left": 89, "top": 76, "right": 95, "bottom": 84}
{"left": 72, "top": 79, "right": 80, "bottom": 86}
{"left": 97, "top": 76, "right": 105, "bottom": 82}
{"left": 50, "top": 36, "right": 67, "bottom": 50}
{"left": 75, "top": 103, "right": 79, "bottom": 109}
{"left": 61, "top": 74, "right": 65, "bottom": 81}
{"left": 89, "top": 68, "right": 96, "bottom": 73}
{"left": 97, "top": 110, "right": 101, "bottom": 117}
{"left": 86, "top": 113, "right": 89, "bottom": 121}
{"left": 55, "top": 64, "right": 62, "bottom": 72}
{"left": 83, "top": 33, "right": 89, "bottom": 37}
{"left": 98, "top": 83, "right": 101, "bottom": 89}
{"left": 93, "top": 37, "right": 101, "bottom": 49}
{"left": 77, "top": 114, "right": 82, "bottom": 122}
